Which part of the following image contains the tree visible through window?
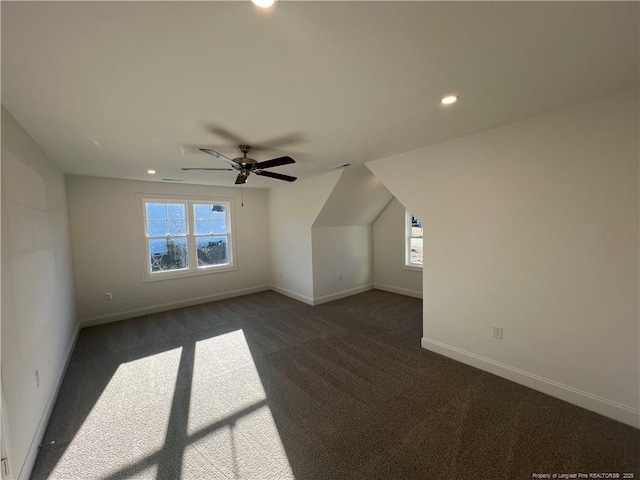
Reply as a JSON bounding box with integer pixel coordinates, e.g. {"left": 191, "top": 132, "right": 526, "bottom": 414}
{"left": 406, "top": 211, "right": 423, "bottom": 267}
{"left": 146, "top": 202, "right": 189, "bottom": 272}
{"left": 141, "top": 197, "right": 234, "bottom": 280}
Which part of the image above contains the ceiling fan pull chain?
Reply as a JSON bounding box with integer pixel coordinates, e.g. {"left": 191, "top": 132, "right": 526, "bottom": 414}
{"left": 241, "top": 185, "right": 244, "bottom": 207}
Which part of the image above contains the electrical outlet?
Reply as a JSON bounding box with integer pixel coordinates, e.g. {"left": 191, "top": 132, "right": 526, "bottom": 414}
{"left": 35, "top": 370, "right": 39, "bottom": 388}
{"left": 105, "top": 292, "right": 113, "bottom": 301}
{"left": 338, "top": 274, "right": 343, "bottom": 281}
{"left": 492, "top": 326, "right": 503, "bottom": 340}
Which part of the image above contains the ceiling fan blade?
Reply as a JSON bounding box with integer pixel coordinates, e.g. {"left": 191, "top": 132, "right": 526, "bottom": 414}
{"left": 181, "top": 167, "right": 234, "bottom": 171}
{"left": 250, "top": 133, "right": 307, "bottom": 152}
{"left": 235, "top": 173, "right": 248, "bottom": 185}
{"left": 199, "top": 148, "right": 240, "bottom": 168}
{"left": 254, "top": 156, "right": 296, "bottom": 170}
{"left": 255, "top": 170, "right": 297, "bottom": 182}
{"left": 208, "top": 126, "right": 246, "bottom": 145}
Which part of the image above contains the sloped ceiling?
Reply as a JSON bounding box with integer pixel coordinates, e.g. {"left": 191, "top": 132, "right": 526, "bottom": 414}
{"left": 313, "top": 165, "right": 392, "bottom": 227}
{"left": 2, "top": 2, "right": 638, "bottom": 188}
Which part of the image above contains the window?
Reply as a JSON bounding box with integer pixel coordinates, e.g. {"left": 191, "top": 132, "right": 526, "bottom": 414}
{"left": 405, "top": 210, "right": 423, "bottom": 269}
{"left": 140, "top": 195, "right": 235, "bottom": 281}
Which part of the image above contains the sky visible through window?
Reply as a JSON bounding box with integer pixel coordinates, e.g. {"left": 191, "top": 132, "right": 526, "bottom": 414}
{"left": 194, "top": 203, "right": 227, "bottom": 235}
{"left": 146, "top": 203, "right": 187, "bottom": 255}
{"left": 145, "top": 203, "right": 227, "bottom": 256}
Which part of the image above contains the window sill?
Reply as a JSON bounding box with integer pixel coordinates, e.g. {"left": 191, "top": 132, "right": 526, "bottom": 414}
{"left": 142, "top": 264, "right": 237, "bottom": 282}
{"left": 403, "top": 264, "right": 423, "bottom": 272}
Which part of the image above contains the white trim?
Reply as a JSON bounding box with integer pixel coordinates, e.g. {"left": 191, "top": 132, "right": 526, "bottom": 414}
{"left": 80, "top": 284, "right": 271, "bottom": 327}
{"left": 402, "top": 264, "right": 422, "bottom": 273}
{"left": 141, "top": 263, "right": 238, "bottom": 282}
{"left": 421, "top": 337, "right": 640, "bottom": 428}
{"left": 19, "top": 323, "right": 81, "bottom": 480}
{"left": 313, "top": 284, "right": 374, "bottom": 305}
{"left": 269, "top": 285, "right": 314, "bottom": 306}
{"left": 374, "top": 283, "right": 423, "bottom": 299}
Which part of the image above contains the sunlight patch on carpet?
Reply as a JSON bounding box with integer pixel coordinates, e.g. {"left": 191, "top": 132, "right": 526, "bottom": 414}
{"left": 187, "top": 329, "right": 294, "bottom": 479}
{"left": 52, "top": 348, "right": 182, "bottom": 479}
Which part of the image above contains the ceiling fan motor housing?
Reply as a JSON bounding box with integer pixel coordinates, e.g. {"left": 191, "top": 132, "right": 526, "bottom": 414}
{"left": 236, "top": 157, "right": 258, "bottom": 168}
{"left": 236, "top": 145, "right": 256, "bottom": 167}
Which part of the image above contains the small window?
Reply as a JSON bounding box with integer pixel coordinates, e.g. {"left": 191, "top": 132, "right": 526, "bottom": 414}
{"left": 140, "top": 195, "right": 235, "bottom": 281}
{"left": 405, "top": 210, "right": 423, "bottom": 269}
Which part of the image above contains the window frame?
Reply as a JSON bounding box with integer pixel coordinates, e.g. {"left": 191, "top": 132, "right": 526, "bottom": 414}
{"left": 404, "top": 210, "right": 423, "bottom": 271}
{"left": 138, "top": 194, "right": 237, "bottom": 282}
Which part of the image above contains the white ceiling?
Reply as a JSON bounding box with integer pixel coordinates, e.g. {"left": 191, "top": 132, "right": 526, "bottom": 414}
{"left": 2, "top": 1, "right": 638, "bottom": 189}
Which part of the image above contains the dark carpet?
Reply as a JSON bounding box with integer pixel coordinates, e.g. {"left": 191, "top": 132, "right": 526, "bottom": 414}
{"left": 32, "top": 290, "right": 639, "bottom": 479}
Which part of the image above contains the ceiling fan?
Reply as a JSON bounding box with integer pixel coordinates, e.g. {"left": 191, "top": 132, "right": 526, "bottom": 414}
{"left": 182, "top": 145, "right": 297, "bottom": 185}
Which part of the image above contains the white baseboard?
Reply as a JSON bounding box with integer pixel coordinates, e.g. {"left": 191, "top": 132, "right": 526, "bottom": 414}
{"left": 19, "top": 322, "right": 81, "bottom": 479}
{"left": 374, "top": 283, "right": 423, "bottom": 299}
{"left": 421, "top": 337, "right": 640, "bottom": 429}
{"left": 82, "top": 283, "right": 380, "bottom": 327}
{"left": 312, "top": 284, "right": 374, "bottom": 305}
{"left": 269, "top": 285, "right": 314, "bottom": 306}
{"left": 80, "top": 285, "right": 272, "bottom": 327}
{"left": 271, "top": 284, "right": 375, "bottom": 306}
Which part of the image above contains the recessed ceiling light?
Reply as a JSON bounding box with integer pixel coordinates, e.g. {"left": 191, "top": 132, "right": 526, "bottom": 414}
{"left": 252, "top": 0, "right": 275, "bottom": 8}
{"left": 441, "top": 95, "right": 459, "bottom": 105}
{"left": 147, "top": 169, "right": 156, "bottom": 174}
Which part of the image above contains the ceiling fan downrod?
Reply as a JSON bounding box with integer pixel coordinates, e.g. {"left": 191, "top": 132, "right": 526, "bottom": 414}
{"left": 239, "top": 145, "right": 251, "bottom": 157}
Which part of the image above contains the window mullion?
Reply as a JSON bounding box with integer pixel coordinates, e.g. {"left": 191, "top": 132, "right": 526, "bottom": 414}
{"left": 185, "top": 201, "right": 198, "bottom": 270}
{"left": 226, "top": 203, "right": 233, "bottom": 265}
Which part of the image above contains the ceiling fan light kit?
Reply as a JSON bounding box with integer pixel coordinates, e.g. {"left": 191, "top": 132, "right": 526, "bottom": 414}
{"left": 183, "top": 144, "right": 297, "bottom": 185}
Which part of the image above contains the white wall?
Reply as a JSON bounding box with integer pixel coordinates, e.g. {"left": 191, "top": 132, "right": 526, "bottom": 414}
{"left": 314, "top": 165, "right": 392, "bottom": 227}
{"left": 268, "top": 171, "right": 341, "bottom": 303}
{"left": 1, "top": 107, "right": 78, "bottom": 479}
{"left": 312, "top": 226, "right": 373, "bottom": 303}
{"left": 373, "top": 198, "right": 422, "bottom": 297}
{"left": 66, "top": 176, "right": 271, "bottom": 324}
{"left": 310, "top": 165, "right": 391, "bottom": 303}
{"left": 367, "top": 90, "right": 639, "bottom": 427}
